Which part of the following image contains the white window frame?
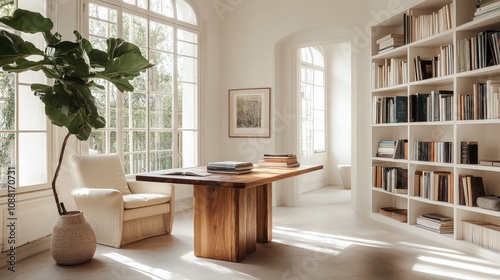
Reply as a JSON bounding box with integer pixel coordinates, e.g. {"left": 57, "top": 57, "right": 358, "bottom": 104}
{"left": 82, "top": 0, "right": 201, "bottom": 174}
{"left": 299, "top": 46, "right": 326, "bottom": 157}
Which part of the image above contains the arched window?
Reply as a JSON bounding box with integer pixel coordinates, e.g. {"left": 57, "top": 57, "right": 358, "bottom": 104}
{"left": 299, "top": 46, "right": 326, "bottom": 157}
{"left": 86, "top": 0, "right": 200, "bottom": 174}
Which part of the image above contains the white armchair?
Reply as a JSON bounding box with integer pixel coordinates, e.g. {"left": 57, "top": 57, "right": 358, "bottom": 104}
{"left": 70, "top": 153, "right": 174, "bottom": 248}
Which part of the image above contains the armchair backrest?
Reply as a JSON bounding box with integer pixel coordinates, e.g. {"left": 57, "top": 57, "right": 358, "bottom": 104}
{"left": 70, "top": 153, "right": 131, "bottom": 195}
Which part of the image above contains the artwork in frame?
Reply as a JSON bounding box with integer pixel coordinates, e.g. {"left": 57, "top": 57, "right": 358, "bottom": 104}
{"left": 228, "top": 87, "right": 271, "bottom": 138}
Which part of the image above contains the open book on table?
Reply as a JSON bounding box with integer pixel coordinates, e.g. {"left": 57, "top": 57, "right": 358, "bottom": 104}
{"left": 162, "top": 169, "right": 210, "bottom": 177}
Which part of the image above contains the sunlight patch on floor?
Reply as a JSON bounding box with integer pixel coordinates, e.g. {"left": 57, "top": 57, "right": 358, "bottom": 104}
{"left": 103, "top": 252, "right": 186, "bottom": 280}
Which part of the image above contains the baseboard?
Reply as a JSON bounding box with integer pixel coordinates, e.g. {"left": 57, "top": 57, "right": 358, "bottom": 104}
{"left": 0, "top": 235, "right": 51, "bottom": 270}
{"left": 175, "top": 197, "right": 193, "bottom": 212}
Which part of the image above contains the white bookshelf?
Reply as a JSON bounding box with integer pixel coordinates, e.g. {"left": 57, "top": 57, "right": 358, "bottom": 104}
{"left": 370, "top": 0, "right": 500, "bottom": 261}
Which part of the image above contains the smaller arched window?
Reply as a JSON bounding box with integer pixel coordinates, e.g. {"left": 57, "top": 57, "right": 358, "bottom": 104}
{"left": 299, "top": 47, "right": 326, "bottom": 157}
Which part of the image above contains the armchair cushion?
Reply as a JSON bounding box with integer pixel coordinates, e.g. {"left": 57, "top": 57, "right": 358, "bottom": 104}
{"left": 123, "top": 194, "right": 171, "bottom": 209}
{"left": 71, "top": 154, "right": 131, "bottom": 195}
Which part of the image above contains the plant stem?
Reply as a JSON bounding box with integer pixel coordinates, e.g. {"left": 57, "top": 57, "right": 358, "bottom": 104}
{"left": 52, "top": 132, "right": 71, "bottom": 216}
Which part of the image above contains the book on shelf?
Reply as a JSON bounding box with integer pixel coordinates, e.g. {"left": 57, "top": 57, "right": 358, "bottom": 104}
{"left": 372, "top": 164, "right": 408, "bottom": 194}
{"left": 416, "top": 214, "right": 454, "bottom": 234}
{"left": 458, "top": 80, "right": 500, "bottom": 120}
{"left": 474, "top": 0, "right": 500, "bottom": 19}
{"left": 479, "top": 159, "right": 500, "bottom": 166}
{"left": 376, "top": 33, "right": 404, "bottom": 53}
{"left": 403, "top": 3, "right": 452, "bottom": 44}
{"left": 163, "top": 169, "right": 210, "bottom": 177}
{"left": 462, "top": 220, "right": 500, "bottom": 252}
{"left": 461, "top": 175, "right": 486, "bottom": 207}
{"left": 412, "top": 141, "right": 453, "bottom": 163}
{"left": 460, "top": 141, "right": 479, "bottom": 164}
{"left": 414, "top": 170, "right": 453, "bottom": 203}
{"left": 207, "top": 161, "right": 254, "bottom": 174}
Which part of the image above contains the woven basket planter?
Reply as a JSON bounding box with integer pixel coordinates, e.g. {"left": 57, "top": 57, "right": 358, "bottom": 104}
{"left": 50, "top": 211, "right": 96, "bottom": 265}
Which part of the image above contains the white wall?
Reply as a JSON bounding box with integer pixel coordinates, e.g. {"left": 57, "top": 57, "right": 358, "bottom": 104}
{"left": 217, "top": 0, "right": 409, "bottom": 212}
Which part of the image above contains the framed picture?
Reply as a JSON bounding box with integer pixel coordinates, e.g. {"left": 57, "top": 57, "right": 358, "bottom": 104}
{"left": 228, "top": 87, "right": 271, "bottom": 138}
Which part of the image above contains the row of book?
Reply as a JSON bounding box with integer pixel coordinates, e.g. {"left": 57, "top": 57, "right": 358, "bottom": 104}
{"left": 372, "top": 165, "right": 408, "bottom": 194}
{"left": 414, "top": 170, "right": 454, "bottom": 203}
{"left": 372, "top": 96, "right": 407, "bottom": 124}
{"left": 462, "top": 220, "right": 500, "bottom": 252}
{"left": 458, "top": 175, "right": 485, "bottom": 207}
{"left": 258, "top": 154, "right": 300, "bottom": 168}
{"left": 457, "top": 30, "right": 500, "bottom": 73}
{"left": 460, "top": 141, "right": 479, "bottom": 165}
{"left": 409, "top": 91, "right": 454, "bottom": 122}
{"left": 458, "top": 81, "right": 500, "bottom": 120}
{"left": 403, "top": 3, "right": 453, "bottom": 44}
{"left": 412, "top": 141, "right": 453, "bottom": 163}
{"left": 414, "top": 45, "right": 454, "bottom": 81}
{"left": 474, "top": 0, "right": 500, "bottom": 20}
{"left": 375, "top": 139, "right": 408, "bottom": 160}
{"left": 371, "top": 58, "right": 408, "bottom": 89}
{"left": 416, "top": 213, "right": 453, "bottom": 234}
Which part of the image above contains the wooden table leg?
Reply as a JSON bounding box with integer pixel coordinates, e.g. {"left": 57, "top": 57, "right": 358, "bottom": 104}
{"left": 256, "top": 183, "right": 272, "bottom": 243}
{"left": 193, "top": 185, "right": 256, "bottom": 262}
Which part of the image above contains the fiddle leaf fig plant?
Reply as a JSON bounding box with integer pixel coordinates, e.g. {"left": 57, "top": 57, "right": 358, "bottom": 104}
{"left": 0, "top": 9, "right": 153, "bottom": 215}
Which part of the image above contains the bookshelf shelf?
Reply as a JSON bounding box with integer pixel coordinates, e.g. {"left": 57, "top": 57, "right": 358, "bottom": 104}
{"left": 371, "top": 0, "right": 500, "bottom": 260}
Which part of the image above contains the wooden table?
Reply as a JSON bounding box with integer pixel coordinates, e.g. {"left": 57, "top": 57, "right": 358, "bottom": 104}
{"left": 136, "top": 165, "right": 323, "bottom": 262}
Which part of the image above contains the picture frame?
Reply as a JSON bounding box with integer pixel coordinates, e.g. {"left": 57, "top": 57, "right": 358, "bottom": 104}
{"left": 228, "top": 87, "right": 271, "bottom": 138}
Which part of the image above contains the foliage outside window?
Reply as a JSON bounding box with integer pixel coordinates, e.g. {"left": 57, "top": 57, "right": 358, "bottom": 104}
{"left": 87, "top": 0, "right": 199, "bottom": 174}
{"left": 0, "top": 0, "right": 48, "bottom": 190}
{"left": 299, "top": 46, "right": 326, "bottom": 157}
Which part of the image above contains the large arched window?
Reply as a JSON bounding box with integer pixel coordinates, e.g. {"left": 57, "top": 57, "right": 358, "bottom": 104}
{"left": 299, "top": 46, "right": 326, "bottom": 157}
{"left": 85, "top": 0, "right": 200, "bottom": 174}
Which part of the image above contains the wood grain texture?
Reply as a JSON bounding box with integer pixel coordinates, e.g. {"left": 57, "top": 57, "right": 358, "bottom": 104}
{"left": 256, "top": 183, "right": 272, "bottom": 243}
{"left": 193, "top": 185, "right": 256, "bottom": 262}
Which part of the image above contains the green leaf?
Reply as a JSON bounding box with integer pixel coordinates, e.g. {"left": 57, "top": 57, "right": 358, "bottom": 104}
{"left": 0, "top": 9, "right": 53, "bottom": 33}
{"left": 87, "top": 48, "right": 108, "bottom": 68}
{"left": 0, "top": 30, "right": 44, "bottom": 66}
{"left": 2, "top": 58, "right": 50, "bottom": 73}
{"left": 107, "top": 38, "right": 142, "bottom": 59}
{"left": 31, "top": 83, "right": 53, "bottom": 94}
{"left": 103, "top": 53, "right": 153, "bottom": 78}
{"left": 94, "top": 73, "right": 134, "bottom": 92}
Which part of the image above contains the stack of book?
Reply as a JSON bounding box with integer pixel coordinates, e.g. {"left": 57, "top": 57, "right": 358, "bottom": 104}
{"left": 258, "top": 154, "right": 300, "bottom": 168}
{"left": 462, "top": 220, "right": 500, "bottom": 252}
{"left": 474, "top": 0, "right": 500, "bottom": 20}
{"left": 376, "top": 34, "right": 404, "bottom": 53}
{"left": 416, "top": 213, "right": 454, "bottom": 234}
{"left": 207, "top": 161, "right": 254, "bottom": 174}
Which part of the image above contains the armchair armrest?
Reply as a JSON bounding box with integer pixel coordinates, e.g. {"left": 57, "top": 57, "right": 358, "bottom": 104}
{"left": 71, "top": 188, "right": 125, "bottom": 248}
{"left": 127, "top": 180, "right": 175, "bottom": 198}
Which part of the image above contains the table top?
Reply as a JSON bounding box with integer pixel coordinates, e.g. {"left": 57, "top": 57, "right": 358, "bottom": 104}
{"left": 136, "top": 165, "right": 323, "bottom": 189}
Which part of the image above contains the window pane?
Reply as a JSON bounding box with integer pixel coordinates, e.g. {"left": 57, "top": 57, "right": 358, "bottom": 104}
{"left": 180, "top": 130, "right": 197, "bottom": 167}
{"left": 150, "top": 131, "right": 173, "bottom": 150}
{"left": 124, "top": 92, "right": 147, "bottom": 128}
{"left": 150, "top": 94, "right": 173, "bottom": 129}
{"left": 150, "top": 151, "right": 173, "bottom": 171}
{"left": 150, "top": 0, "right": 174, "bottom": 18}
{"left": 0, "top": 72, "right": 15, "bottom": 130}
{"left": 178, "top": 56, "right": 197, "bottom": 83}
{"left": 18, "top": 85, "right": 45, "bottom": 131}
{"left": 150, "top": 51, "right": 174, "bottom": 93}
{"left": 178, "top": 83, "right": 196, "bottom": 129}
{"left": 176, "top": 0, "right": 197, "bottom": 25}
{"left": 124, "top": 153, "right": 147, "bottom": 174}
{"left": 124, "top": 131, "right": 146, "bottom": 153}
{"left": 0, "top": 133, "right": 14, "bottom": 189}
{"left": 314, "top": 131, "right": 325, "bottom": 151}
{"left": 90, "top": 130, "right": 106, "bottom": 154}
{"left": 315, "top": 69, "right": 324, "bottom": 86}
{"left": 123, "top": 13, "right": 147, "bottom": 48}
{"left": 19, "top": 133, "right": 47, "bottom": 186}
{"left": 150, "top": 21, "right": 173, "bottom": 52}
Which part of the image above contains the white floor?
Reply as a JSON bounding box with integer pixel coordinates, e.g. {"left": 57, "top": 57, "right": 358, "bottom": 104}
{"left": 2, "top": 186, "right": 500, "bottom": 280}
